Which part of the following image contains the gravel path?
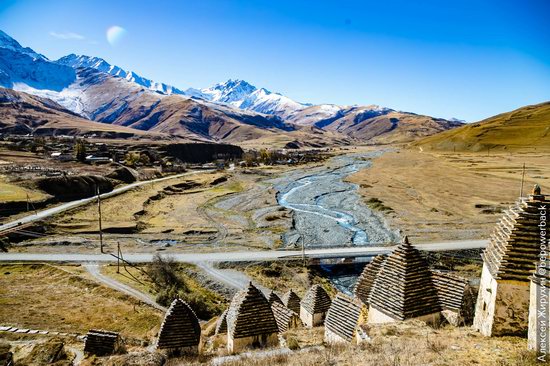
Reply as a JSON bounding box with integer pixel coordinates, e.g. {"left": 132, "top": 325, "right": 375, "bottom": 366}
{"left": 83, "top": 263, "right": 166, "bottom": 312}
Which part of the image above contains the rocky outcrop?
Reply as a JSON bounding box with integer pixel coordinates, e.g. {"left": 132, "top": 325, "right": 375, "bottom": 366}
{"left": 36, "top": 174, "right": 113, "bottom": 201}
{"left": 106, "top": 166, "right": 139, "bottom": 183}
{"left": 163, "top": 143, "right": 243, "bottom": 164}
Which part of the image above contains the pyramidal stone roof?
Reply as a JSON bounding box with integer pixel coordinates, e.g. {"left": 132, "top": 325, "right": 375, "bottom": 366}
{"left": 84, "top": 329, "right": 120, "bottom": 356}
{"left": 301, "top": 284, "right": 332, "bottom": 315}
{"left": 271, "top": 301, "right": 300, "bottom": 333}
{"left": 282, "top": 290, "right": 301, "bottom": 314}
{"left": 325, "top": 293, "right": 364, "bottom": 342}
{"left": 156, "top": 298, "right": 201, "bottom": 350}
{"left": 369, "top": 236, "right": 441, "bottom": 320}
{"left": 215, "top": 309, "right": 228, "bottom": 335}
{"left": 268, "top": 291, "right": 283, "bottom": 305}
{"left": 226, "top": 282, "right": 279, "bottom": 339}
{"left": 431, "top": 270, "right": 469, "bottom": 311}
{"left": 482, "top": 185, "right": 548, "bottom": 282}
{"left": 354, "top": 254, "right": 387, "bottom": 305}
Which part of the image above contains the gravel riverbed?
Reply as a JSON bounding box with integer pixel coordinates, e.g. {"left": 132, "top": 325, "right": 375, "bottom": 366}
{"left": 273, "top": 151, "right": 400, "bottom": 248}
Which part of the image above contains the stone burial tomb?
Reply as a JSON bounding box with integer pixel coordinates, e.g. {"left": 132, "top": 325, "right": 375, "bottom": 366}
{"left": 271, "top": 300, "right": 302, "bottom": 333}
{"left": 282, "top": 289, "right": 301, "bottom": 314}
{"left": 268, "top": 290, "right": 283, "bottom": 305}
{"left": 355, "top": 241, "right": 474, "bottom": 327}
{"left": 474, "top": 185, "right": 549, "bottom": 337}
{"left": 156, "top": 298, "right": 201, "bottom": 355}
{"left": 354, "top": 254, "right": 387, "bottom": 306}
{"left": 367, "top": 236, "right": 442, "bottom": 325}
{"left": 226, "top": 282, "right": 279, "bottom": 352}
{"left": 324, "top": 292, "right": 367, "bottom": 344}
{"left": 84, "top": 329, "right": 123, "bottom": 356}
{"left": 300, "top": 284, "right": 332, "bottom": 327}
{"left": 215, "top": 309, "right": 228, "bottom": 335}
{"left": 432, "top": 270, "right": 474, "bottom": 326}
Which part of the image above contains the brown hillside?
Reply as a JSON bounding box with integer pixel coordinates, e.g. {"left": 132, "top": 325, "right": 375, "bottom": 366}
{"left": 288, "top": 105, "right": 462, "bottom": 144}
{"left": 0, "top": 88, "right": 169, "bottom": 139}
{"left": 412, "top": 101, "right": 550, "bottom": 152}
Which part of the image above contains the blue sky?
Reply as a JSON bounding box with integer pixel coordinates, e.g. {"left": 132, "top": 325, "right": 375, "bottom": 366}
{"left": 1, "top": 0, "right": 549, "bottom": 121}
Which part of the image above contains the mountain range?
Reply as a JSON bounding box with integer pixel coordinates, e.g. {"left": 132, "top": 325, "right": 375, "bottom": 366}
{"left": 0, "top": 30, "right": 464, "bottom": 147}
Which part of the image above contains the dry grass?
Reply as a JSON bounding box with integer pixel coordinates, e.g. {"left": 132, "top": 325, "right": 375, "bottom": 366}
{"left": 51, "top": 172, "right": 225, "bottom": 234}
{"left": 348, "top": 149, "right": 550, "bottom": 242}
{"left": 0, "top": 176, "right": 49, "bottom": 203}
{"left": 218, "top": 322, "right": 536, "bottom": 366}
{"left": 0, "top": 264, "right": 162, "bottom": 340}
{"left": 413, "top": 101, "right": 550, "bottom": 153}
{"left": 101, "top": 262, "right": 226, "bottom": 319}
{"left": 241, "top": 261, "right": 336, "bottom": 298}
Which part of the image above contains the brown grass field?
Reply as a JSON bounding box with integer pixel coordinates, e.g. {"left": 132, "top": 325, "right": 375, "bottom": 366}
{"left": 412, "top": 101, "right": 550, "bottom": 152}
{"left": 0, "top": 264, "right": 162, "bottom": 340}
{"left": 348, "top": 148, "right": 550, "bottom": 242}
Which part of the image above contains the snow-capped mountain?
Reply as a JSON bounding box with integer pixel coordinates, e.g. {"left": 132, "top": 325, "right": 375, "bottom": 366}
{"left": 0, "top": 29, "right": 464, "bottom": 145}
{"left": 57, "top": 54, "right": 186, "bottom": 95}
{"left": 56, "top": 56, "right": 307, "bottom": 119}
{"left": 0, "top": 30, "right": 75, "bottom": 91}
{"left": 0, "top": 30, "right": 45, "bottom": 60}
{"left": 193, "top": 79, "right": 308, "bottom": 119}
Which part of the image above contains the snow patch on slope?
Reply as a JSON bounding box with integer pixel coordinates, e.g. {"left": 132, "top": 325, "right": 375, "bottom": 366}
{"left": 57, "top": 54, "right": 187, "bottom": 96}
{"left": 195, "top": 79, "right": 308, "bottom": 118}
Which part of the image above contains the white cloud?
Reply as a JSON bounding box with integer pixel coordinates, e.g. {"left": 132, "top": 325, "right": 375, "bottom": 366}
{"left": 49, "top": 31, "right": 85, "bottom": 40}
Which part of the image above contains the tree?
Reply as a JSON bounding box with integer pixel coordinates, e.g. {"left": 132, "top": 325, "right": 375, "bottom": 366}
{"left": 75, "top": 141, "right": 87, "bottom": 162}
{"left": 139, "top": 153, "right": 151, "bottom": 166}
{"left": 124, "top": 152, "right": 140, "bottom": 167}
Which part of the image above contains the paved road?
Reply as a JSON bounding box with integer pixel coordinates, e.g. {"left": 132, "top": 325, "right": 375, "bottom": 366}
{"left": 83, "top": 263, "right": 166, "bottom": 312}
{"left": 0, "top": 170, "right": 212, "bottom": 233}
{"left": 0, "top": 239, "right": 488, "bottom": 263}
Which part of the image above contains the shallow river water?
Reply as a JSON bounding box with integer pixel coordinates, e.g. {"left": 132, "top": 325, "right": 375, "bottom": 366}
{"left": 274, "top": 151, "right": 399, "bottom": 248}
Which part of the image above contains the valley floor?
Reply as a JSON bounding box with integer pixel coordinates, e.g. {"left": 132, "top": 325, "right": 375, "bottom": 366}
{"left": 348, "top": 147, "right": 550, "bottom": 242}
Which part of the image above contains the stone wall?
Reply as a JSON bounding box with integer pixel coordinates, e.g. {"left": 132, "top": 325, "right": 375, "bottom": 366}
{"left": 368, "top": 306, "right": 440, "bottom": 325}
{"left": 528, "top": 281, "right": 550, "bottom": 353}
{"left": 474, "top": 264, "right": 530, "bottom": 336}
{"left": 300, "top": 308, "right": 326, "bottom": 328}
{"left": 227, "top": 333, "right": 279, "bottom": 353}
{"left": 473, "top": 263, "right": 498, "bottom": 336}
{"left": 325, "top": 328, "right": 350, "bottom": 345}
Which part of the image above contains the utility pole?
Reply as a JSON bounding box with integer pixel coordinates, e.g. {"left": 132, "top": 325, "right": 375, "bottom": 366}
{"left": 117, "top": 241, "right": 121, "bottom": 273}
{"left": 520, "top": 163, "right": 526, "bottom": 199}
{"left": 26, "top": 193, "right": 30, "bottom": 213}
{"left": 301, "top": 236, "right": 306, "bottom": 267}
{"left": 96, "top": 186, "right": 104, "bottom": 253}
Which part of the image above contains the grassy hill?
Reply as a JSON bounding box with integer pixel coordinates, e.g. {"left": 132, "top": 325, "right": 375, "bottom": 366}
{"left": 412, "top": 101, "right": 550, "bottom": 152}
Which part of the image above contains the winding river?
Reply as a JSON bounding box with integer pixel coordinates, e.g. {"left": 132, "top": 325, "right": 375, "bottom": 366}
{"left": 275, "top": 151, "right": 399, "bottom": 248}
